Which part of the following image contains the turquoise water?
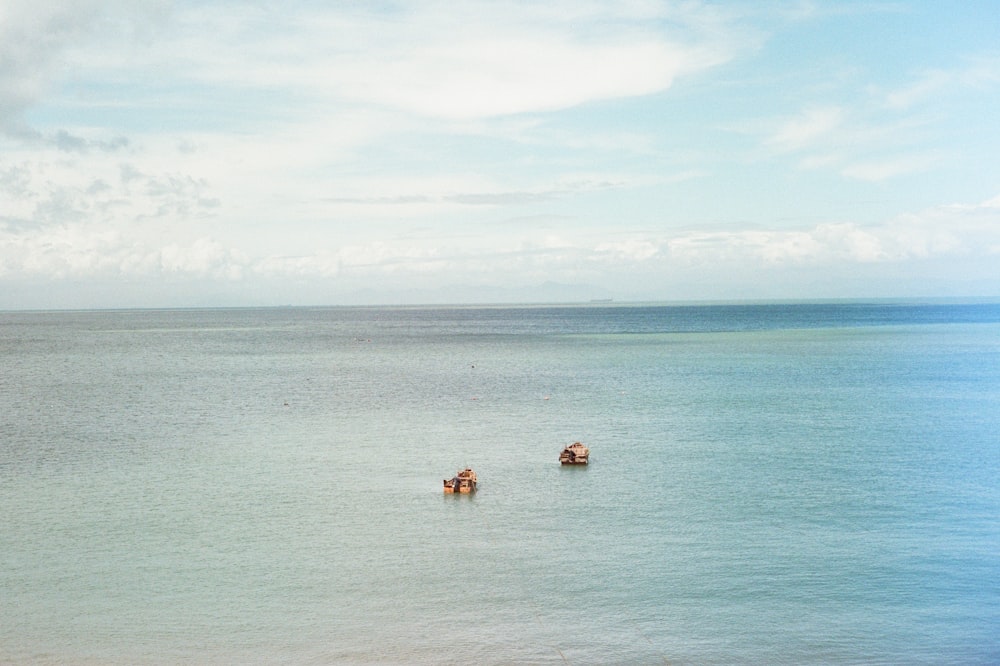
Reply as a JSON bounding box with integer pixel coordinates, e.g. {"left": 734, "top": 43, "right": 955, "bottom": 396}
{"left": 2, "top": 303, "right": 999, "bottom": 664}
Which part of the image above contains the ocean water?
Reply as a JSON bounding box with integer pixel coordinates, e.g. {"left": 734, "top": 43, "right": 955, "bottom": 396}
{"left": 2, "top": 302, "right": 999, "bottom": 665}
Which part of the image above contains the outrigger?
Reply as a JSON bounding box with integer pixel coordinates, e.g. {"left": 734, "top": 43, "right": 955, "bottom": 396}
{"left": 559, "top": 442, "right": 590, "bottom": 465}
{"left": 443, "top": 468, "right": 478, "bottom": 493}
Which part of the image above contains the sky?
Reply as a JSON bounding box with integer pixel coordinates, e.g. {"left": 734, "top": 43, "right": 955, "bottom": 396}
{"left": 1, "top": 0, "right": 999, "bottom": 308}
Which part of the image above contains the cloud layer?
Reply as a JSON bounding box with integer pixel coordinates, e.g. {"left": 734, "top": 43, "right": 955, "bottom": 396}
{"left": 1, "top": 1, "right": 999, "bottom": 307}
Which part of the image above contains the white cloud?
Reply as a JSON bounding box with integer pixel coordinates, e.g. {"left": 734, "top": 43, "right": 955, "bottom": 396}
{"left": 595, "top": 238, "right": 661, "bottom": 262}
{"left": 0, "top": 0, "right": 168, "bottom": 133}
{"left": 884, "top": 55, "right": 1000, "bottom": 110}
{"left": 44, "top": 1, "right": 747, "bottom": 124}
{"left": 840, "top": 154, "right": 937, "bottom": 182}
{"left": 664, "top": 225, "right": 853, "bottom": 265}
{"left": 756, "top": 52, "right": 1000, "bottom": 183}
{"left": 332, "top": 37, "right": 705, "bottom": 120}
{"left": 765, "top": 106, "right": 845, "bottom": 152}
{"left": 759, "top": 81, "right": 971, "bottom": 183}
{"left": 0, "top": 1, "right": 96, "bottom": 129}
{"left": 981, "top": 194, "right": 1000, "bottom": 209}
{"left": 4, "top": 191, "right": 997, "bottom": 287}
{"left": 662, "top": 199, "right": 994, "bottom": 268}
{"left": 159, "top": 238, "right": 246, "bottom": 279}
{"left": 254, "top": 253, "right": 340, "bottom": 279}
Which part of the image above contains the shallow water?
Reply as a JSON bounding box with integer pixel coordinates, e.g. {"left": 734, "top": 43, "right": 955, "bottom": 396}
{"left": 2, "top": 303, "right": 999, "bottom": 664}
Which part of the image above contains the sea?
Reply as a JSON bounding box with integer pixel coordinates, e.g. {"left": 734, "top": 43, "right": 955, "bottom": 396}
{"left": 2, "top": 302, "right": 999, "bottom": 665}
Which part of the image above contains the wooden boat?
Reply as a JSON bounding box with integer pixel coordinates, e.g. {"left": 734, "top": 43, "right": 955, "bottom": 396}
{"left": 443, "top": 468, "right": 478, "bottom": 493}
{"left": 559, "top": 442, "right": 590, "bottom": 465}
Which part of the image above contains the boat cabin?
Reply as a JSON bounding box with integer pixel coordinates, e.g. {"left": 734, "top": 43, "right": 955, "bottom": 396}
{"left": 559, "top": 442, "right": 590, "bottom": 465}
{"left": 443, "top": 468, "right": 478, "bottom": 493}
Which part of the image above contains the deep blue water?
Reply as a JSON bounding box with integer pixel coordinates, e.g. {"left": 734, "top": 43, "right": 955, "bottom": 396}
{"left": 2, "top": 302, "right": 999, "bottom": 664}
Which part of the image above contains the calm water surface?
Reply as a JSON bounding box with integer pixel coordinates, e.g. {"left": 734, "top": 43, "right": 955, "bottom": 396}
{"left": 2, "top": 303, "right": 999, "bottom": 664}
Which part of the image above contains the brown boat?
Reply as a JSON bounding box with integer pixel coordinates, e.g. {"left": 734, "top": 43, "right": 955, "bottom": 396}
{"left": 559, "top": 442, "right": 590, "bottom": 465}
{"left": 443, "top": 468, "right": 478, "bottom": 493}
